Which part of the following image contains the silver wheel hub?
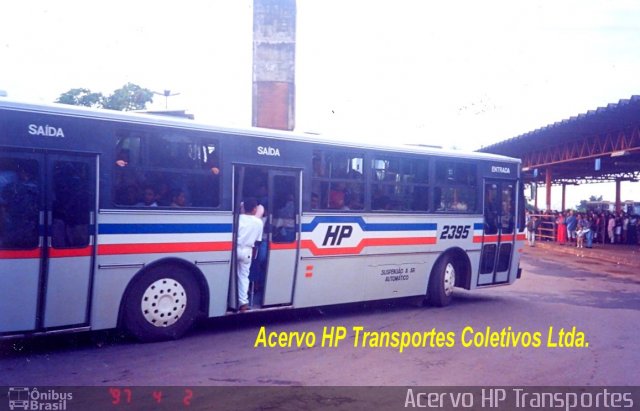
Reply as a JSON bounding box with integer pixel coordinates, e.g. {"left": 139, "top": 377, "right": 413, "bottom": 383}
{"left": 443, "top": 263, "right": 455, "bottom": 296}
{"left": 141, "top": 278, "right": 187, "bottom": 327}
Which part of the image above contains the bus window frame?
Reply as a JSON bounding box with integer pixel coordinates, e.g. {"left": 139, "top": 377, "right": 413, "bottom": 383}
{"left": 369, "top": 154, "right": 431, "bottom": 212}
{"left": 310, "top": 149, "right": 365, "bottom": 212}
{"left": 433, "top": 159, "right": 479, "bottom": 214}
{"left": 111, "top": 128, "right": 222, "bottom": 210}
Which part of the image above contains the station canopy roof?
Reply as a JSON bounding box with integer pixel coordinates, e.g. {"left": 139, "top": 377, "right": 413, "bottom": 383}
{"left": 478, "top": 96, "right": 640, "bottom": 185}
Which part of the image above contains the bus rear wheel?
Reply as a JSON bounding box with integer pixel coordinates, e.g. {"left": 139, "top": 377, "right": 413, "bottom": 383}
{"left": 123, "top": 264, "right": 201, "bottom": 342}
{"left": 427, "top": 254, "right": 456, "bottom": 307}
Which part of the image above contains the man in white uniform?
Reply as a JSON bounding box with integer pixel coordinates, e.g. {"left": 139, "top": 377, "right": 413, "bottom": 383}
{"left": 236, "top": 197, "right": 264, "bottom": 312}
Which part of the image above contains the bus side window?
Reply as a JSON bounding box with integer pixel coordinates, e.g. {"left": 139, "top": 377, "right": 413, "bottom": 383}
{"left": 115, "top": 134, "right": 142, "bottom": 167}
{"left": 484, "top": 184, "right": 499, "bottom": 234}
{"left": 114, "top": 133, "right": 143, "bottom": 206}
{"left": 51, "top": 161, "right": 91, "bottom": 248}
{"left": 371, "top": 157, "right": 429, "bottom": 211}
{"left": 312, "top": 150, "right": 363, "bottom": 210}
{"left": 113, "top": 133, "right": 220, "bottom": 209}
{"left": 0, "top": 158, "right": 40, "bottom": 249}
{"left": 434, "top": 161, "right": 477, "bottom": 213}
{"left": 204, "top": 143, "right": 220, "bottom": 175}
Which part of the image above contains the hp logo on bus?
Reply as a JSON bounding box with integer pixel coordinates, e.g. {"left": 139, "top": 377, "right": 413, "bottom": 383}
{"left": 322, "top": 224, "right": 353, "bottom": 246}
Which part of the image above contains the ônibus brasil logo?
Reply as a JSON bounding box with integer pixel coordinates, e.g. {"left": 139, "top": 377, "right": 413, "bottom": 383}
{"left": 7, "top": 387, "right": 73, "bottom": 410}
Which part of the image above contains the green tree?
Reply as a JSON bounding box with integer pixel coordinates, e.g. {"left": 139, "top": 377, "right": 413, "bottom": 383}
{"left": 56, "top": 83, "right": 154, "bottom": 111}
{"left": 576, "top": 195, "right": 604, "bottom": 212}
{"left": 55, "top": 88, "right": 103, "bottom": 108}
{"left": 101, "top": 83, "right": 154, "bottom": 111}
{"left": 576, "top": 200, "right": 588, "bottom": 212}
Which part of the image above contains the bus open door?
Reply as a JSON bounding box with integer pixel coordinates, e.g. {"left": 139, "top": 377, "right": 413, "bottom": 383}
{"left": 229, "top": 165, "right": 301, "bottom": 311}
{"left": 478, "top": 180, "right": 516, "bottom": 285}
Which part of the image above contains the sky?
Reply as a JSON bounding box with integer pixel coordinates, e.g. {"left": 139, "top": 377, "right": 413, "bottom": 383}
{"left": 2, "top": 0, "right": 640, "bottom": 208}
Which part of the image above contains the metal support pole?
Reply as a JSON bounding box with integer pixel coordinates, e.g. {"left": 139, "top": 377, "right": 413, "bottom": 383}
{"left": 615, "top": 179, "right": 622, "bottom": 213}
{"left": 545, "top": 168, "right": 552, "bottom": 211}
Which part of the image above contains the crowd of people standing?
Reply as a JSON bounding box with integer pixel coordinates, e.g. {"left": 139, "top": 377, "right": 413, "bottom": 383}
{"left": 526, "top": 209, "right": 640, "bottom": 248}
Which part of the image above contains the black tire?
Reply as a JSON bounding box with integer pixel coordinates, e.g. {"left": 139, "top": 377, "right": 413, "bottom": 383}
{"left": 123, "top": 264, "right": 201, "bottom": 342}
{"left": 427, "top": 254, "right": 456, "bottom": 307}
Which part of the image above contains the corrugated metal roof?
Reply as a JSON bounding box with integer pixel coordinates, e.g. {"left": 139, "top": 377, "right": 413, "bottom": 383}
{"left": 478, "top": 95, "right": 640, "bottom": 157}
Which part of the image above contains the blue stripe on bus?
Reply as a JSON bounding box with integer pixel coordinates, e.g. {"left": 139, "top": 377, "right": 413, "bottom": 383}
{"left": 99, "top": 219, "right": 439, "bottom": 235}
{"left": 98, "top": 223, "right": 233, "bottom": 235}
{"left": 302, "top": 216, "right": 437, "bottom": 232}
{"left": 474, "top": 223, "right": 484, "bottom": 230}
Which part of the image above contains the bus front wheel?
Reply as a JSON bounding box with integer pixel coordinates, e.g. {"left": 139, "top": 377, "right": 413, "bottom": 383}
{"left": 427, "top": 255, "right": 456, "bottom": 307}
{"left": 123, "top": 264, "right": 201, "bottom": 342}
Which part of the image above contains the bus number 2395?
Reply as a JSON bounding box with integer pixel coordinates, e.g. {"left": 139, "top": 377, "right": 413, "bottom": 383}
{"left": 440, "top": 225, "right": 471, "bottom": 240}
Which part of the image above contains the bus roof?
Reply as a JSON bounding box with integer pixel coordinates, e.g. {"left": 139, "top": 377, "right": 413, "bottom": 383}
{"left": 0, "top": 98, "right": 519, "bottom": 164}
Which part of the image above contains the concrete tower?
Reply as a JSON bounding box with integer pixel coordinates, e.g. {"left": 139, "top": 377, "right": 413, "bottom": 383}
{"left": 252, "top": 0, "right": 296, "bottom": 130}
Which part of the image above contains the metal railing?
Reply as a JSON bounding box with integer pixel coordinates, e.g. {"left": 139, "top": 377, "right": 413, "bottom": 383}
{"left": 529, "top": 214, "right": 556, "bottom": 242}
{"left": 529, "top": 214, "right": 609, "bottom": 244}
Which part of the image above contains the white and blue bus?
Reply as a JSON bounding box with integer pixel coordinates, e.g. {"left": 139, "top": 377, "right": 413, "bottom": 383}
{"left": 0, "top": 100, "right": 525, "bottom": 342}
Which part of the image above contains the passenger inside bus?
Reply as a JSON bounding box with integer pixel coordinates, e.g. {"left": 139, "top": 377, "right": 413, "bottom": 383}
{"left": 274, "top": 193, "right": 296, "bottom": 242}
{"left": 249, "top": 182, "right": 269, "bottom": 296}
{"left": 154, "top": 181, "right": 172, "bottom": 206}
{"left": 329, "top": 184, "right": 346, "bottom": 209}
{"left": 115, "top": 149, "right": 130, "bottom": 167}
{"left": 238, "top": 169, "right": 270, "bottom": 305}
{"left": 484, "top": 185, "right": 499, "bottom": 234}
{"left": 237, "top": 197, "right": 264, "bottom": 312}
{"left": 372, "top": 189, "right": 392, "bottom": 210}
{"left": 136, "top": 186, "right": 158, "bottom": 207}
{"left": 343, "top": 195, "right": 360, "bottom": 210}
{"left": 171, "top": 189, "right": 188, "bottom": 207}
{"left": 310, "top": 192, "right": 320, "bottom": 209}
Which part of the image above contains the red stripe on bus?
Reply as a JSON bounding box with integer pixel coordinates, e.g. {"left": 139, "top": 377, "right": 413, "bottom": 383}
{"left": 299, "top": 236, "right": 437, "bottom": 256}
{"left": 474, "top": 234, "right": 524, "bottom": 243}
{"left": 98, "top": 241, "right": 232, "bottom": 255}
{"left": 270, "top": 242, "right": 297, "bottom": 250}
{"left": 49, "top": 246, "right": 94, "bottom": 258}
{"left": 0, "top": 249, "right": 41, "bottom": 259}
{"left": 367, "top": 237, "right": 437, "bottom": 247}
{"left": 475, "top": 235, "right": 499, "bottom": 243}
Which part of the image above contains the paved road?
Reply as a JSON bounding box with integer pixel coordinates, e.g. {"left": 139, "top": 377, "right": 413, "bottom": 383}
{"left": 1, "top": 246, "right": 638, "bottom": 387}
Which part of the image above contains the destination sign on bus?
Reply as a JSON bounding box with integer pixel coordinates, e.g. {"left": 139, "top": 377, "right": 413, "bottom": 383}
{"left": 28, "top": 124, "right": 65, "bottom": 137}
{"left": 257, "top": 145, "right": 281, "bottom": 156}
{"left": 480, "top": 163, "right": 517, "bottom": 177}
{"left": 491, "top": 165, "right": 511, "bottom": 174}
